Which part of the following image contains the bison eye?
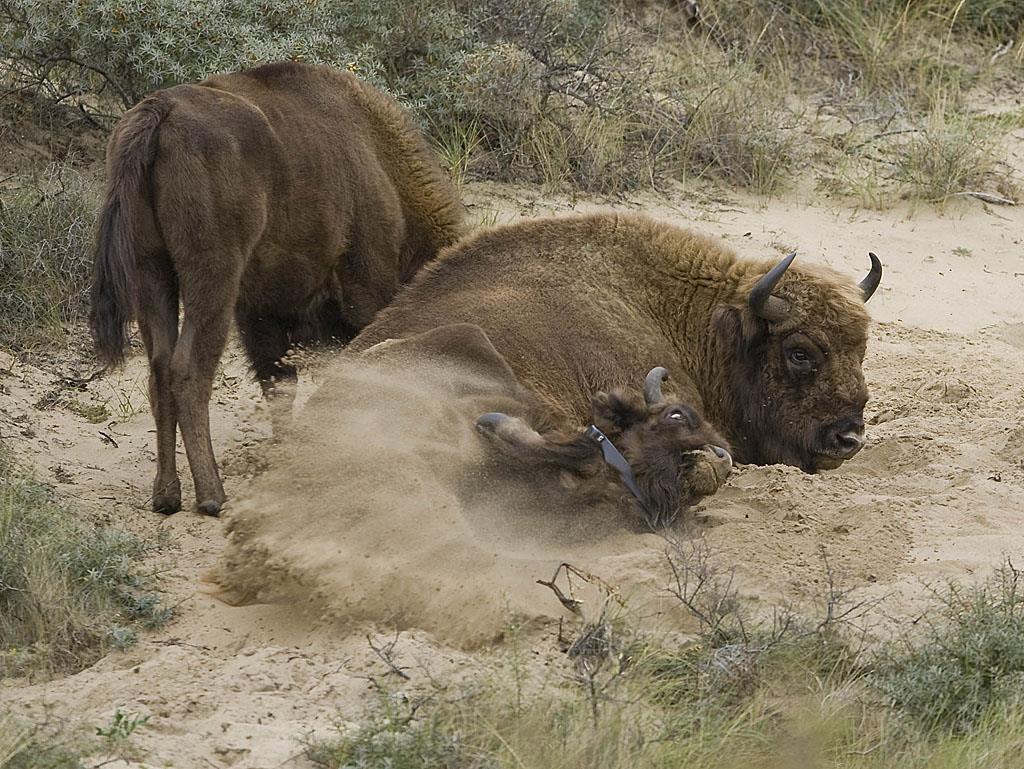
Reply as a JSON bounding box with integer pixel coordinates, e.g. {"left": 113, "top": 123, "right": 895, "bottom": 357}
{"left": 787, "top": 348, "right": 811, "bottom": 367}
{"left": 667, "top": 409, "right": 684, "bottom": 421}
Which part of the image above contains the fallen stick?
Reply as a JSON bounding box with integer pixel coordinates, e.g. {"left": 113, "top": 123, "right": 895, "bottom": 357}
{"left": 536, "top": 562, "right": 626, "bottom": 615}
{"left": 950, "top": 191, "right": 1017, "bottom": 206}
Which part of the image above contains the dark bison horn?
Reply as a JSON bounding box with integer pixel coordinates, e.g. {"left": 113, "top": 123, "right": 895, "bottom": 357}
{"left": 859, "top": 252, "right": 882, "bottom": 302}
{"left": 749, "top": 252, "right": 795, "bottom": 321}
{"left": 644, "top": 367, "right": 669, "bottom": 406}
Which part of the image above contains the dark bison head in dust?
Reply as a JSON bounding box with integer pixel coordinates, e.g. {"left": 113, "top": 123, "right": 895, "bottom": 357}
{"left": 714, "top": 252, "right": 881, "bottom": 472}
{"left": 476, "top": 367, "right": 732, "bottom": 528}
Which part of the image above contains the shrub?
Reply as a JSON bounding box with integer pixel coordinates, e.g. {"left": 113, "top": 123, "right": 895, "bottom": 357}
{"left": 0, "top": 1, "right": 800, "bottom": 194}
{"left": 0, "top": 161, "right": 99, "bottom": 351}
{"left": 874, "top": 562, "right": 1024, "bottom": 734}
{"left": 0, "top": 448, "right": 171, "bottom": 677}
{"left": 893, "top": 113, "right": 1005, "bottom": 202}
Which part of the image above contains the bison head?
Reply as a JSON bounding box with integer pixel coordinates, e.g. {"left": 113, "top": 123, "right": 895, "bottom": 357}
{"left": 475, "top": 367, "right": 732, "bottom": 527}
{"left": 712, "top": 252, "right": 881, "bottom": 472}
{"left": 593, "top": 371, "right": 732, "bottom": 525}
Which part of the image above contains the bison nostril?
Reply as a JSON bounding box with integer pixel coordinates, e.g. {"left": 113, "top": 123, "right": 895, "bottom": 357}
{"left": 704, "top": 444, "right": 733, "bottom": 480}
{"left": 835, "top": 430, "right": 865, "bottom": 455}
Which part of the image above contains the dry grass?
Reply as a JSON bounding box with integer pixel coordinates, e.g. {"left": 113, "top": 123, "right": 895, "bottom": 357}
{"left": 305, "top": 555, "right": 1024, "bottom": 769}
{"left": 0, "top": 447, "right": 172, "bottom": 679}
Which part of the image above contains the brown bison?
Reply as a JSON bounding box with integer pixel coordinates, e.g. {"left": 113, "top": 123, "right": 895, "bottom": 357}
{"left": 350, "top": 213, "right": 881, "bottom": 474}
{"left": 89, "top": 62, "right": 465, "bottom": 516}
{"left": 476, "top": 367, "right": 733, "bottom": 527}
{"left": 357, "top": 323, "right": 731, "bottom": 528}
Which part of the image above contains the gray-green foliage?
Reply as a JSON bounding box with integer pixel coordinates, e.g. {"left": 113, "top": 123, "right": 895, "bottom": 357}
{"left": 0, "top": 162, "right": 99, "bottom": 350}
{"left": 0, "top": 0, "right": 792, "bottom": 192}
{"left": 303, "top": 695, "right": 464, "bottom": 769}
{"left": 875, "top": 563, "right": 1024, "bottom": 734}
{"left": 0, "top": 0, "right": 356, "bottom": 107}
{"left": 0, "top": 449, "right": 172, "bottom": 676}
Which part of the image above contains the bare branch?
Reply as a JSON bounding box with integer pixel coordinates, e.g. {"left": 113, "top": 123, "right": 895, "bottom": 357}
{"left": 366, "top": 631, "right": 410, "bottom": 681}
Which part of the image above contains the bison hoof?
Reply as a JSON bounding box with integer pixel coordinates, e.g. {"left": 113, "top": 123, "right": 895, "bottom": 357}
{"left": 196, "top": 499, "right": 223, "bottom": 517}
{"left": 152, "top": 479, "right": 182, "bottom": 515}
{"left": 152, "top": 494, "right": 182, "bottom": 515}
{"left": 475, "top": 412, "right": 511, "bottom": 434}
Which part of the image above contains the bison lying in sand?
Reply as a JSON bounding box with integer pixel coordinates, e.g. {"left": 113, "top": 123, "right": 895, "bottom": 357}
{"left": 360, "top": 324, "right": 731, "bottom": 528}
{"left": 89, "top": 62, "right": 465, "bottom": 516}
{"left": 351, "top": 213, "right": 881, "bottom": 474}
{"left": 477, "top": 367, "right": 732, "bottom": 527}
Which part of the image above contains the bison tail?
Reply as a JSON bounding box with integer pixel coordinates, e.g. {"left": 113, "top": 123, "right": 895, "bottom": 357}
{"left": 90, "top": 97, "right": 166, "bottom": 367}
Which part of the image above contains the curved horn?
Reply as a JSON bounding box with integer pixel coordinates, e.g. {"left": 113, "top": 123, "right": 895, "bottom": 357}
{"left": 749, "top": 252, "right": 795, "bottom": 321}
{"left": 644, "top": 367, "right": 669, "bottom": 406}
{"left": 859, "top": 252, "right": 882, "bottom": 302}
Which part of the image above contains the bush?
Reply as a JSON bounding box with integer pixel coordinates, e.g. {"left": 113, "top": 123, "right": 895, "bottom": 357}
{"left": 0, "top": 448, "right": 171, "bottom": 677}
{"left": 894, "top": 113, "right": 1005, "bottom": 202}
{"left": 0, "top": 161, "right": 99, "bottom": 351}
{"left": 0, "top": 0, "right": 801, "bottom": 193}
{"left": 875, "top": 562, "right": 1024, "bottom": 734}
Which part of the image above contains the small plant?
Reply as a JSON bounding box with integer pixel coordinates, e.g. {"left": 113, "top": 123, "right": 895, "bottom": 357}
{"left": 106, "top": 380, "right": 146, "bottom": 422}
{"left": 874, "top": 561, "right": 1024, "bottom": 734}
{"left": 894, "top": 113, "right": 1003, "bottom": 203}
{"left": 65, "top": 400, "right": 110, "bottom": 424}
{"left": 430, "top": 118, "right": 482, "bottom": 189}
{"left": 303, "top": 694, "right": 459, "bottom": 769}
{"left": 0, "top": 448, "right": 171, "bottom": 677}
{"left": 95, "top": 710, "right": 150, "bottom": 741}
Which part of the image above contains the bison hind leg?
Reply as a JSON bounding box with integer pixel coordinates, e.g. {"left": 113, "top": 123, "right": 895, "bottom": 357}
{"left": 476, "top": 413, "right": 597, "bottom": 474}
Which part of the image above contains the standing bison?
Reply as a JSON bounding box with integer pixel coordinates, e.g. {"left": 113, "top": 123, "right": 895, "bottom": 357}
{"left": 351, "top": 213, "right": 881, "bottom": 474}
{"left": 90, "top": 62, "right": 465, "bottom": 516}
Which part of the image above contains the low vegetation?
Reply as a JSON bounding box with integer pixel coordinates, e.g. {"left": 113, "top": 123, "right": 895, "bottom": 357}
{"left": 0, "top": 0, "right": 1021, "bottom": 350}
{"left": 0, "top": 161, "right": 98, "bottom": 351}
{"left": 0, "top": 446, "right": 172, "bottom": 679}
{"left": 0, "top": 713, "right": 94, "bottom": 769}
{"left": 1, "top": 0, "right": 1021, "bottom": 195}
{"left": 305, "top": 549, "right": 1024, "bottom": 769}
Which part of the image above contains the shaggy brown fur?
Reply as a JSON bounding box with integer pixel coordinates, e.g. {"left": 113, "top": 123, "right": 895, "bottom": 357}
{"left": 477, "top": 389, "right": 732, "bottom": 528}
{"left": 358, "top": 322, "right": 731, "bottom": 528}
{"left": 90, "top": 62, "right": 465, "bottom": 516}
{"left": 351, "top": 212, "right": 879, "bottom": 473}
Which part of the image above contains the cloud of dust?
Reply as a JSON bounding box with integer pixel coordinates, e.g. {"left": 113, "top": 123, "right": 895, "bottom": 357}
{"left": 211, "top": 351, "right": 662, "bottom": 646}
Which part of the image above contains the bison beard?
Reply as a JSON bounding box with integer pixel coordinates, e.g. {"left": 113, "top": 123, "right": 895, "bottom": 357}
{"left": 350, "top": 213, "right": 881, "bottom": 474}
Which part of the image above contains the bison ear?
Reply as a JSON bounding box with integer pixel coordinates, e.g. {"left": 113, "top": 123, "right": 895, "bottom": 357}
{"left": 713, "top": 305, "right": 768, "bottom": 370}
{"left": 591, "top": 389, "right": 648, "bottom": 435}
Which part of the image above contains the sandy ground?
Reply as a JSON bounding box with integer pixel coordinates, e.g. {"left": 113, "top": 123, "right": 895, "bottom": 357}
{"left": 2, "top": 157, "right": 1023, "bottom": 765}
